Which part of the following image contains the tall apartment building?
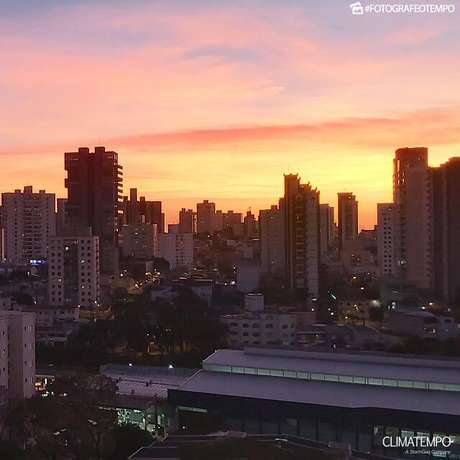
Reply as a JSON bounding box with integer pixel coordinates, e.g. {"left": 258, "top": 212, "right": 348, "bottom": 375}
{"left": 393, "top": 147, "right": 432, "bottom": 289}
{"left": 159, "top": 233, "right": 194, "bottom": 269}
{"left": 119, "top": 223, "right": 159, "bottom": 260}
{"left": 377, "top": 203, "right": 396, "bottom": 277}
{"left": 319, "top": 204, "right": 334, "bottom": 256}
{"left": 0, "top": 311, "right": 35, "bottom": 399}
{"left": 284, "top": 174, "right": 320, "bottom": 302}
{"left": 432, "top": 157, "right": 460, "bottom": 302}
{"left": 123, "top": 188, "right": 165, "bottom": 232}
{"left": 64, "top": 146, "right": 123, "bottom": 275}
{"left": 1, "top": 186, "right": 56, "bottom": 264}
{"left": 259, "top": 204, "right": 285, "bottom": 275}
{"left": 56, "top": 198, "right": 67, "bottom": 234}
{"left": 337, "top": 192, "right": 358, "bottom": 251}
{"left": 243, "top": 211, "right": 257, "bottom": 239}
{"left": 196, "top": 200, "right": 216, "bottom": 234}
{"left": 48, "top": 229, "right": 100, "bottom": 308}
{"left": 178, "top": 208, "right": 195, "bottom": 234}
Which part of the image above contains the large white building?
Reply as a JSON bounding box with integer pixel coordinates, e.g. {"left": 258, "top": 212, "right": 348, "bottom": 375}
{"left": 1, "top": 186, "right": 56, "bottom": 264}
{"left": 0, "top": 311, "right": 35, "bottom": 399}
{"left": 159, "top": 233, "right": 193, "bottom": 270}
{"left": 48, "top": 230, "right": 100, "bottom": 308}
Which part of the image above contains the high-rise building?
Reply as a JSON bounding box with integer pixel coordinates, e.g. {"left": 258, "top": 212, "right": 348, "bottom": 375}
{"left": 244, "top": 210, "right": 257, "bottom": 239}
{"left": 64, "top": 146, "right": 123, "bottom": 275}
{"left": 48, "top": 229, "right": 100, "bottom": 308}
{"left": 124, "top": 188, "right": 141, "bottom": 225}
{"left": 223, "top": 210, "right": 243, "bottom": 237}
{"left": 284, "top": 174, "right": 320, "bottom": 302}
{"left": 0, "top": 310, "right": 35, "bottom": 399}
{"left": 211, "top": 210, "right": 224, "bottom": 233}
{"left": 259, "top": 204, "right": 285, "bottom": 275}
{"left": 179, "top": 208, "right": 195, "bottom": 233}
{"left": 2, "top": 186, "right": 56, "bottom": 264}
{"left": 196, "top": 200, "right": 216, "bottom": 234}
{"left": 159, "top": 233, "right": 194, "bottom": 269}
{"left": 56, "top": 198, "right": 67, "bottom": 234}
{"left": 319, "top": 204, "right": 334, "bottom": 256}
{"left": 377, "top": 203, "right": 396, "bottom": 277}
{"left": 120, "top": 223, "right": 159, "bottom": 260}
{"left": 393, "top": 147, "right": 432, "bottom": 289}
{"left": 432, "top": 157, "right": 460, "bottom": 302}
{"left": 122, "top": 189, "right": 164, "bottom": 233}
{"left": 337, "top": 192, "right": 358, "bottom": 251}
{"left": 140, "top": 197, "right": 164, "bottom": 233}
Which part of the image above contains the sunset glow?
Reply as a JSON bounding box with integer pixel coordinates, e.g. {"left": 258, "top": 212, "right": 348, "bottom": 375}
{"left": 2, "top": 0, "right": 460, "bottom": 227}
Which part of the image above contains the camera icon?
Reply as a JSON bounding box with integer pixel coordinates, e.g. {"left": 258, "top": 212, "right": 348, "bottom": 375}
{"left": 350, "top": 2, "right": 364, "bottom": 14}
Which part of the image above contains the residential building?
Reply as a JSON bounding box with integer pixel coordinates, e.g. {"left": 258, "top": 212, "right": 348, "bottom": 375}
{"left": 196, "top": 200, "right": 216, "bottom": 234}
{"left": 223, "top": 210, "right": 243, "bottom": 235}
{"left": 243, "top": 210, "right": 257, "bottom": 239}
{"left": 337, "top": 192, "right": 358, "bottom": 251}
{"left": 393, "top": 147, "right": 432, "bottom": 289}
{"left": 48, "top": 229, "right": 100, "bottom": 308}
{"left": 221, "top": 312, "right": 297, "bottom": 347}
{"left": 377, "top": 203, "right": 396, "bottom": 277}
{"left": 432, "top": 157, "right": 460, "bottom": 302}
{"left": 319, "top": 203, "right": 334, "bottom": 256}
{"left": 178, "top": 208, "right": 195, "bottom": 234}
{"left": 56, "top": 198, "right": 67, "bottom": 234}
{"left": 64, "top": 146, "right": 123, "bottom": 275}
{"left": 259, "top": 204, "right": 285, "bottom": 275}
{"left": 120, "top": 223, "right": 159, "bottom": 260}
{"left": 2, "top": 186, "right": 56, "bottom": 264}
{"left": 284, "top": 174, "right": 320, "bottom": 302}
{"left": 159, "top": 233, "right": 193, "bottom": 269}
{"left": 0, "top": 311, "right": 35, "bottom": 399}
{"left": 123, "top": 188, "right": 165, "bottom": 233}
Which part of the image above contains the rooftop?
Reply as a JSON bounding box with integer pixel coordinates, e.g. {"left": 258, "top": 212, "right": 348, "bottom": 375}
{"left": 100, "top": 364, "right": 197, "bottom": 400}
{"left": 170, "top": 348, "right": 460, "bottom": 416}
{"left": 204, "top": 348, "right": 460, "bottom": 385}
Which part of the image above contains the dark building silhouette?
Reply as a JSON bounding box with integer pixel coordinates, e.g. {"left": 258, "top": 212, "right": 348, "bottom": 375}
{"left": 392, "top": 147, "right": 432, "bottom": 289}
{"left": 432, "top": 157, "right": 460, "bottom": 303}
{"left": 64, "top": 146, "right": 123, "bottom": 276}
{"left": 284, "top": 174, "right": 320, "bottom": 304}
{"left": 178, "top": 208, "right": 195, "bottom": 233}
{"left": 337, "top": 192, "right": 358, "bottom": 252}
{"left": 122, "top": 188, "right": 164, "bottom": 232}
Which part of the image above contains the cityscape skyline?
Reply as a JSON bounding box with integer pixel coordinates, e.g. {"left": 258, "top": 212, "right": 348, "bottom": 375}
{"left": 2, "top": 1, "right": 460, "bottom": 228}
{"left": 0, "top": 143, "right": 457, "bottom": 229}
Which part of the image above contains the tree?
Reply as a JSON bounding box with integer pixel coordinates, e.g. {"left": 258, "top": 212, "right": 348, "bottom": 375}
{"left": 6, "top": 374, "right": 120, "bottom": 460}
{"left": 109, "top": 424, "right": 152, "bottom": 460}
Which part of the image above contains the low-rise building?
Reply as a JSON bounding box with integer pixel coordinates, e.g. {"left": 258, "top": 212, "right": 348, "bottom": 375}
{"left": 221, "top": 312, "right": 297, "bottom": 347}
{"left": 384, "top": 310, "right": 459, "bottom": 340}
{"left": 168, "top": 347, "right": 460, "bottom": 458}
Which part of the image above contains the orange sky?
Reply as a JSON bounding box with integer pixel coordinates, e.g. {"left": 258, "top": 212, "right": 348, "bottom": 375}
{"left": 2, "top": 1, "right": 460, "bottom": 228}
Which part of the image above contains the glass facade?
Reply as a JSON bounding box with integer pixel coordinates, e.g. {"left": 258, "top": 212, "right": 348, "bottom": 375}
{"left": 204, "top": 363, "right": 460, "bottom": 393}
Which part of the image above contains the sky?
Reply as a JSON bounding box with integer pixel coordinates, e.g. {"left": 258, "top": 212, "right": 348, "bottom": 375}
{"left": 2, "top": 0, "right": 460, "bottom": 228}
